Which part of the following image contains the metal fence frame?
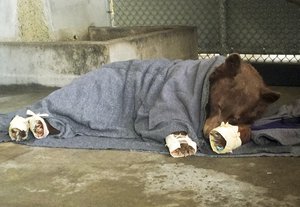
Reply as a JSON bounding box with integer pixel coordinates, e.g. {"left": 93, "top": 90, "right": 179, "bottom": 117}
{"left": 108, "top": 0, "right": 300, "bottom": 63}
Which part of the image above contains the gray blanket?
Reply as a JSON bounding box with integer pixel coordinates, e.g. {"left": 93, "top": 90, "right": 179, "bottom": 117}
{"left": 1, "top": 57, "right": 299, "bottom": 156}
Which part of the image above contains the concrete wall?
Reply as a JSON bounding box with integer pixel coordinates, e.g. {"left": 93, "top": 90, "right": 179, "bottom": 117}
{"left": 0, "top": 26, "right": 198, "bottom": 87}
{"left": 105, "top": 27, "right": 198, "bottom": 62}
{"left": 0, "top": 0, "right": 110, "bottom": 41}
{"left": 0, "top": 42, "right": 108, "bottom": 86}
{"left": 89, "top": 26, "right": 198, "bottom": 62}
{"left": 0, "top": 2, "right": 199, "bottom": 87}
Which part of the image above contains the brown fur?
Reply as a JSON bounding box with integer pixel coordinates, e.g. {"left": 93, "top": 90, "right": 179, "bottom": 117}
{"left": 203, "top": 54, "right": 280, "bottom": 143}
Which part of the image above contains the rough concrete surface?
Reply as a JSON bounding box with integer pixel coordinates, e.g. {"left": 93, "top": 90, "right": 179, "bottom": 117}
{"left": 17, "top": 0, "right": 50, "bottom": 41}
{"left": 0, "top": 86, "right": 299, "bottom": 207}
{"left": 0, "top": 0, "right": 110, "bottom": 41}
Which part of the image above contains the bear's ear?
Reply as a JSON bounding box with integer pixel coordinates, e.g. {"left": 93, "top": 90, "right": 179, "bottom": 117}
{"left": 261, "top": 87, "right": 281, "bottom": 103}
{"left": 210, "top": 53, "right": 242, "bottom": 82}
{"left": 225, "top": 53, "right": 242, "bottom": 72}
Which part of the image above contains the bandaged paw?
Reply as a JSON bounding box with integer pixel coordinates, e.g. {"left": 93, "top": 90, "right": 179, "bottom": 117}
{"left": 26, "top": 110, "right": 49, "bottom": 139}
{"left": 9, "top": 115, "right": 30, "bottom": 142}
{"left": 165, "top": 134, "right": 197, "bottom": 158}
{"left": 209, "top": 122, "right": 242, "bottom": 154}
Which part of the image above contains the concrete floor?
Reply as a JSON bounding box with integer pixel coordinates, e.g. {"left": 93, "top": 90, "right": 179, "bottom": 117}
{"left": 0, "top": 85, "right": 299, "bottom": 207}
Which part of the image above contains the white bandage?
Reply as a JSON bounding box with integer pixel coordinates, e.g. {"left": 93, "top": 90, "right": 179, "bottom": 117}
{"left": 165, "top": 134, "right": 197, "bottom": 158}
{"left": 209, "top": 122, "right": 242, "bottom": 154}
{"left": 26, "top": 110, "right": 49, "bottom": 139}
{"left": 9, "top": 115, "right": 29, "bottom": 141}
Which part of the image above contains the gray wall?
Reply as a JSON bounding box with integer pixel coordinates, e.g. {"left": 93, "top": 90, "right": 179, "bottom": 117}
{"left": 0, "top": 0, "right": 111, "bottom": 41}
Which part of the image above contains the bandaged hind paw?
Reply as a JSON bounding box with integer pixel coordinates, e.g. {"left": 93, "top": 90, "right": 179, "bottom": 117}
{"left": 165, "top": 134, "right": 197, "bottom": 158}
{"left": 209, "top": 122, "right": 242, "bottom": 154}
{"left": 9, "top": 115, "right": 30, "bottom": 142}
{"left": 26, "top": 110, "right": 49, "bottom": 139}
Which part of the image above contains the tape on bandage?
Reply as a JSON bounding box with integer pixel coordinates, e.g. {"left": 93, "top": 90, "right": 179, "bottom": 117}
{"left": 209, "top": 122, "right": 242, "bottom": 154}
{"left": 165, "top": 134, "right": 197, "bottom": 158}
{"left": 9, "top": 115, "right": 29, "bottom": 141}
{"left": 27, "top": 110, "right": 49, "bottom": 139}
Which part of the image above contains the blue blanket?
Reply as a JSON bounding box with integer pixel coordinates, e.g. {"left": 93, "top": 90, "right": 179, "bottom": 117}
{"left": 251, "top": 99, "right": 300, "bottom": 147}
{"left": 1, "top": 57, "right": 299, "bottom": 156}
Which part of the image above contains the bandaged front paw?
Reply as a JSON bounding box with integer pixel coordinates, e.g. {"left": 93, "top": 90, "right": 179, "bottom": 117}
{"left": 9, "top": 115, "right": 30, "bottom": 142}
{"left": 209, "top": 122, "right": 242, "bottom": 154}
{"left": 165, "top": 134, "right": 197, "bottom": 158}
{"left": 26, "top": 110, "right": 49, "bottom": 139}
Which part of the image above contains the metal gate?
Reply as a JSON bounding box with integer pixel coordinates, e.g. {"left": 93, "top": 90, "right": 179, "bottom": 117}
{"left": 109, "top": 0, "right": 300, "bottom": 63}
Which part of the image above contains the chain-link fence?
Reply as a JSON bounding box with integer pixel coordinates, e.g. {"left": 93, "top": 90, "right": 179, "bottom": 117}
{"left": 110, "top": 0, "right": 300, "bottom": 63}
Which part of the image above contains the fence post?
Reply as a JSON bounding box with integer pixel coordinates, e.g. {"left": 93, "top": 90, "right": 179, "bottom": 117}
{"left": 219, "top": 0, "right": 228, "bottom": 56}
